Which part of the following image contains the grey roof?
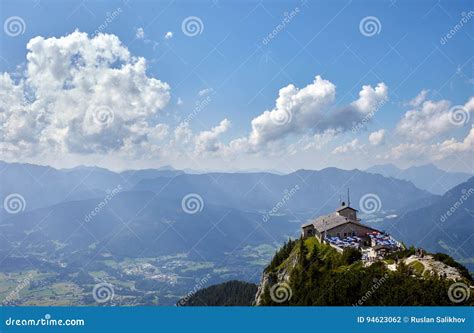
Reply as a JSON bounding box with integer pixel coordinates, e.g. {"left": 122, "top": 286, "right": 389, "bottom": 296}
{"left": 303, "top": 212, "right": 377, "bottom": 233}
{"left": 309, "top": 213, "right": 351, "bottom": 232}
{"left": 336, "top": 205, "right": 358, "bottom": 212}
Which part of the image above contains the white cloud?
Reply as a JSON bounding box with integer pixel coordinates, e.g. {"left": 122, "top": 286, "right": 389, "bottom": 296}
{"left": 406, "top": 89, "right": 429, "bottom": 107}
{"left": 388, "top": 126, "right": 473, "bottom": 161}
{"left": 464, "top": 96, "right": 474, "bottom": 113}
{"left": 332, "top": 139, "right": 363, "bottom": 154}
{"left": 389, "top": 142, "right": 426, "bottom": 160}
{"left": 135, "top": 28, "right": 160, "bottom": 50}
{"left": 369, "top": 129, "right": 385, "bottom": 146}
{"left": 177, "top": 97, "right": 184, "bottom": 106}
{"left": 230, "top": 76, "right": 388, "bottom": 152}
{"left": 285, "top": 129, "right": 337, "bottom": 156}
{"left": 195, "top": 119, "right": 231, "bottom": 153}
{"left": 430, "top": 126, "right": 474, "bottom": 160}
{"left": 245, "top": 76, "right": 335, "bottom": 147}
{"left": 396, "top": 97, "right": 473, "bottom": 141}
{"left": 303, "top": 129, "right": 337, "bottom": 151}
{"left": 135, "top": 27, "right": 145, "bottom": 39}
{"left": 351, "top": 83, "right": 388, "bottom": 114}
{"left": 164, "top": 31, "right": 173, "bottom": 40}
{"left": 0, "top": 31, "right": 170, "bottom": 158}
{"left": 198, "top": 88, "right": 214, "bottom": 97}
{"left": 174, "top": 122, "right": 192, "bottom": 144}
{"left": 3, "top": 32, "right": 470, "bottom": 172}
{"left": 148, "top": 123, "right": 169, "bottom": 141}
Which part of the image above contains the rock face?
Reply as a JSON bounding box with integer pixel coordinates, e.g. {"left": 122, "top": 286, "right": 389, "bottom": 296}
{"left": 254, "top": 273, "right": 270, "bottom": 305}
{"left": 384, "top": 255, "right": 466, "bottom": 280}
{"left": 254, "top": 247, "right": 299, "bottom": 305}
{"left": 403, "top": 255, "right": 464, "bottom": 280}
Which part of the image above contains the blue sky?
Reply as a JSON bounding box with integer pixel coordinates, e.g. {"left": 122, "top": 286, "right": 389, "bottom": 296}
{"left": 0, "top": 0, "right": 473, "bottom": 172}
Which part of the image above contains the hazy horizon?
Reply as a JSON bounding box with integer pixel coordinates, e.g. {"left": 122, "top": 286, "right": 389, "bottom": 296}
{"left": 2, "top": 158, "right": 473, "bottom": 175}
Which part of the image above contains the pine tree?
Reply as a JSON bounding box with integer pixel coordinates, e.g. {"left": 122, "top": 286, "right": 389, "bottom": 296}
{"left": 298, "top": 238, "right": 308, "bottom": 266}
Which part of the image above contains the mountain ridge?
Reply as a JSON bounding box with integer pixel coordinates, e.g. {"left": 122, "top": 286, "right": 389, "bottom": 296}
{"left": 381, "top": 176, "right": 474, "bottom": 270}
{"left": 366, "top": 163, "right": 472, "bottom": 195}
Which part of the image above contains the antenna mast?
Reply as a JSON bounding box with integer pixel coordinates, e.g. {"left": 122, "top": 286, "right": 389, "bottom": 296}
{"left": 347, "top": 188, "right": 350, "bottom": 206}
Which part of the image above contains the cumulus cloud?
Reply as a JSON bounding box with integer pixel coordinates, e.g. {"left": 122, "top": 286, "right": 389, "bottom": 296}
{"left": 430, "top": 126, "right": 474, "bottom": 160}
{"left": 285, "top": 129, "right": 337, "bottom": 156}
{"left": 173, "top": 122, "right": 192, "bottom": 145}
{"left": 369, "top": 129, "right": 385, "bottom": 146}
{"left": 389, "top": 143, "right": 426, "bottom": 160}
{"left": 464, "top": 97, "right": 474, "bottom": 113}
{"left": 0, "top": 31, "right": 170, "bottom": 157}
{"left": 164, "top": 31, "right": 173, "bottom": 40}
{"left": 230, "top": 76, "right": 388, "bottom": 152}
{"left": 302, "top": 129, "right": 337, "bottom": 151}
{"left": 351, "top": 83, "right": 388, "bottom": 114}
{"left": 195, "top": 119, "right": 231, "bottom": 153}
{"left": 389, "top": 126, "right": 473, "bottom": 161}
{"left": 406, "top": 89, "right": 429, "bottom": 107}
{"left": 332, "top": 139, "right": 363, "bottom": 154}
{"left": 396, "top": 97, "right": 473, "bottom": 141}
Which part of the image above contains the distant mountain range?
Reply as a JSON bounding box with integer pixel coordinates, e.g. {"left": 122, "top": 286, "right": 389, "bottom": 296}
{"left": 382, "top": 176, "right": 474, "bottom": 270}
{"left": 0, "top": 191, "right": 291, "bottom": 261}
{"left": 0, "top": 161, "right": 183, "bottom": 213}
{"left": 0, "top": 161, "right": 434, "bottom": 259}
{"left": 366, "top": 163, "right": 472, "bottom": 195}
{"left": 133, "top": 167, "right": 432, "bottom": 215}
{"left": 1, "top": 161, "right": 433, "bottom": 216}
{"left": 0, "top": 161, "right": 437, "bottom": 268}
